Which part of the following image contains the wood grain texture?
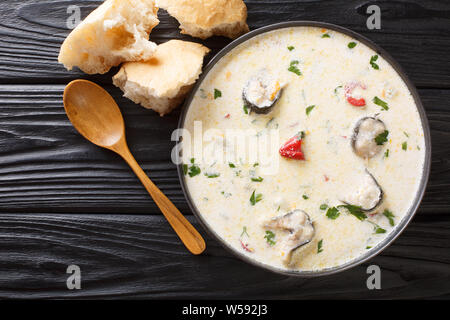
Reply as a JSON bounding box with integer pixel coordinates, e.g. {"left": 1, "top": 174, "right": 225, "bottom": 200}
{"left": 0, "top": 0, "right": 449, "bottom": 299}
{"left": 0, "top": 85, "right": 448, "bottom": 214}
{"left": 0, "top": 214, "right": 448, "bottom": 299}
{"left": 0, "top": 0, "right": 449, "bottom": 87}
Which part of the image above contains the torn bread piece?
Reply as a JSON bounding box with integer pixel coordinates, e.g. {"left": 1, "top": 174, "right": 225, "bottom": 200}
{"left": 58, "top": 0, "right": 159, "bottom": 74}
{"left": 157, "top": 0, "right": 249, "bottom": 39}
{"left": 113, "top": 40, "right": 210, "bottom": 116}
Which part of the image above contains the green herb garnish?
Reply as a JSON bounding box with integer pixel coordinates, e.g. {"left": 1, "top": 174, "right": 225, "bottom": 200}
{"left": 370, "top": 55, "right": 379, "bottom": 70}
{"left": 188, "top": 164, "right": 201, "bottom": 177}
{"left": 251, "top": 177, "right": 264, "bottom": 182}
{"left": 348, "top": 42, "right": 357, "bottom": 48}
{"left": 326, "top": 207, "right": 340, "bottom": 219}
{"left": 214, "top": 88, "right": 222, "bottom": 99}
{"left": 402, "top": 141, "right": 408, "bottom": 150}
{"left": 205, "top": 172, "right": 220, "bottom": 178}
{"left": 375, "top": 130, "right": 389, "bottom": 145}
{"left": 182, "top": 164, "right": 188, "bottom": 175}
{"left": 320, "top": 203, "right": 328, "bottom": 210}
{"left": 369, "top": 221, "right": 386, "bottom": 234}
{"left": 229, "top": 163, "right": 236, "bottom": 168}
{"left": 250, "top": 190, "right": 263, "bottom": 206}
{"left": 383, "top": 209, "right": 395, "bottom": 226}
{"left": 384, "top": 149, "right": 390, "bottom": 158}
{"left": 334, "top": 85, "right": 342, "bottom": 94}
{"left": 241, "top": 226, "right": 249, "bottom": 238}
{"left": 243, "top": 104, "right": 249, "bottom": 114}
{"left": 322, "top": 33, "right": 330, "bottom": 38}
{"left": 264, "top": 230, "right": 276, "bottom": 246}
{"left": 287, "top": 46, "right": 295, "bottom": 51}
{"left": 306, "top": 105, "right": 316, "bottom": 116}
{"left": 317, "top": 239, "right": 323, "bottom": 253}
{"left": 288, "top": 60, "right": 301, "bottom": 76}
{"left": 338, "top": 204, "right": 367, "bottom": 221}
{"left": 302, "top": 194, "right": 309, "bottom": 200}
{"left": 373, "top": 96, "right": 389, "bottom": 110}
{"left": 366, "top": 246, "right": 372, "bottom": 249}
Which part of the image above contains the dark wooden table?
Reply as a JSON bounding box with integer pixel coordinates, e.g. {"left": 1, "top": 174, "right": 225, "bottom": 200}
{"left": 0, "top": 0, "right": 449, "bottom": 299}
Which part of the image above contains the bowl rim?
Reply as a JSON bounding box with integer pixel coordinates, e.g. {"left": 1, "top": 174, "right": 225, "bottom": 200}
{"left": 176, "top": 21, "right": 432, "bottom": 277}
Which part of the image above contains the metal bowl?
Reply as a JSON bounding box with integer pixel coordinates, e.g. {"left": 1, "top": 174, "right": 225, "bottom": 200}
{"left": 177, "top": 21, "right": 432, "bottom": 277}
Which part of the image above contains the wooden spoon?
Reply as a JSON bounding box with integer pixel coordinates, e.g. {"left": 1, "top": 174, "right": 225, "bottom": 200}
{"left": 63, "top": 79, "right": 206, "bottom": 255}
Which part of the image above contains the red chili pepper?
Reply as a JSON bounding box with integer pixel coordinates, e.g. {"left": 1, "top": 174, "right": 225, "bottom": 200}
{"left": 324, "top": 175, "right": 329, "bottom": 182}
{"left": 224, "top": 113, "right": 230, "bottom": 119}
{"left": 345, "top": 82, "right": 366, "bottom": 107}
{"left": 279, "top": 132, "right": 305, "bottom": 160}
{"left": 240, "top": 239, "right": 254, "bottom": 253}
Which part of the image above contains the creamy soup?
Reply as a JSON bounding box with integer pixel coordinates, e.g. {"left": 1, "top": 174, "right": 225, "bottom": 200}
{"left": 181, "top": 26, "right": 426, "bottom": 272}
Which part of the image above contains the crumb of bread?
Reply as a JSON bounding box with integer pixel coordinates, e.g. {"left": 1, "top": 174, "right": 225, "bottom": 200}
{"left": 157, "top": 0, "right": 249, "bottom": 39}
{"left": 112, "top": 40, "right": 210, "bottom": 116}
{"left": 58, "top": 0, "right": 159, "bottom": 74}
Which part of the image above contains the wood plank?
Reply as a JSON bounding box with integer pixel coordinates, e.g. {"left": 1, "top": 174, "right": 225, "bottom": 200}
{"left": 0, "top": 214, "right": 448, "bottom": 299}
{"left": 0, "top": 84, "right": 448, "bottom": 214}
{"left": 0, "top": 0, "right": 449, "bottom": 88}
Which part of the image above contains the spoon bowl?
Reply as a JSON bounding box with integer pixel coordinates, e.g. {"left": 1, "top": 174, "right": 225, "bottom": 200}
{"left": 64, "top": 80, "right": 125, "bottom": 148}
{"left": 63, "top": 79, "right": 206, "bottom": 255}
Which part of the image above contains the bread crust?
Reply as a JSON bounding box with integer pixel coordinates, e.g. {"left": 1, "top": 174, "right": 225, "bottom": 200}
{"left": 58, "top": 0, "right": 159, "bottom": 74}
{"left": 113, "top": 40, "right": 210, "bottom": 116}
{"left": 157, "top": 0, "right": 249, "bottom": 39}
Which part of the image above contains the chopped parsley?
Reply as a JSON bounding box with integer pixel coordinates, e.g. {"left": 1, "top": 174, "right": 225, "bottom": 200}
{"left": 370, "top": 55, "right": 380, "bottom": 70}
{"left": 383, "top": 209, "right": 395, "bottom": 226}
{"left": 348, "top": 42, "right": 357, "bottom": 48}
{"left": 229, "top": 163, "right": 236, "bottom": 168}
{"left": 320, "top": 203, "right": 328, "bottom": 210}
{"left": 306, "top": 105, "right": 316, "bottom": 116}
{"left": 338, "top": 204, "right": 367, "bottom": 221}
{"left": 322, "top": 33, "right": 330, "bottom": 38}
{"left": 264, "top": 230, "right": 276, "bottom": 246}
{"left": 384, "top": 149, "right": 390, "bottom": 158}
{"left": 375, "top": 130, "right": 389, "bottom": 145}
{"left": 205, "top": 172, "right": 220, "bottom": 178}
{"left": 369, "top": 221, "right": 386, "bottom": 234}
{"left": 253, "top": 162, "right": 259, "bottom": 167}
{"left": 334, "top": 85, "right": 343, "bottom": 94}
{"left": 402, "top": 141, "right": 408, "bottom": 150}
{"left": 182, "top": 164, "right": 188, "bottom": 175}
{"left": 302, "top": 194, "right": 309, "bottom": 200}
{"left": 241, "top": 226, "right": 249, "bottom": 238}
{"left": 243, "top": 104, "right": 249, "bottom": 114}
{"left": 366, "top": 246, "right": 372, "bottom": 249}
{"left": 287, "top": 45, "right": 295, "bottom": 51}
{"left": 288, "top": 60, "right": 302, "bottom": 76}
{"left": 373, "top": 96, "right": 389, "bottom": 110}
{"left": 317, "top": 239, "right": 323, "bottom": 253}
{"left": 326, "top": 207, "right": 340, "bottom": 219}
{"left": 187, "top": 158, "right": 201, "bottom": 177}
{"left": 214, "top": 88, "right": 222, "bottom": 99}
{"left": 251, "top": 177, "right": 264, "bottom": 182}
{"left": 250, "top": 190, "right": 263, "bottom": 206}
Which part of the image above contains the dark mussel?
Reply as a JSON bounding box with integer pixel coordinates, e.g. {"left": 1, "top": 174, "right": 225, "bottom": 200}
{"left": 352, "top": 117, "right": 387, "bottom": 159}
{"left": 242, "top": 70, "right": 282, "bottom": 114}
{"left": 265, "top": 209, "right": 315, "bottom": 265}
{"left": 343, "top": 169, "right": 384, "bottom": 212}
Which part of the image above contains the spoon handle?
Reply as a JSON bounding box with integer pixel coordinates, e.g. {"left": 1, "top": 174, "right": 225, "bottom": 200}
{"left": 114, "top": 141, "right": 206, "bottom": 255}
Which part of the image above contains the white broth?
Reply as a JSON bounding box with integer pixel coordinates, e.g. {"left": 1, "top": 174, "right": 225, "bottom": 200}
{"left": 181, "top": 26, "right": 426, "bottom": 271}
